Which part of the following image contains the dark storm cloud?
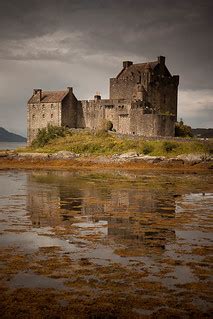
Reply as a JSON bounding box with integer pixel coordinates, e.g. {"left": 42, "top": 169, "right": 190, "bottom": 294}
{"left": 0, "top": 0, "right": 212, "bottom": 134}
{"left": 0, "top": 0, "right": 212, "bottom": 89}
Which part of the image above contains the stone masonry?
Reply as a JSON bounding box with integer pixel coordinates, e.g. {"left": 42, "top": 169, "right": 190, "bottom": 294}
{"left": 27, "top": 56, "right": 179, "bottom": 144}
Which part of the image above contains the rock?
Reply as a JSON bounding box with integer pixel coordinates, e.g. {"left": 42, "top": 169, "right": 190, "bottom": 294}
{"left": 176, "top": 154, "right": 204, "bottom": 164}
{"left": 96, "top": 156, "right": 113, "bottom": 163}
{"left": 50, "top": 151, "right": 79, "bottom": 160}
{"left": 17, "top": 152, "right": 49, "bottom": 159}
{"left": 118, "top": 152, "right": 139, "bottom": 159}
{"left": 167, "top": 158, "right": 184, "bottom": 164}
{"left": 0, "top": 152, "right": 8, "bottom": 158}
{"left": 138, "top": 155, "right": 165, "bottom": 163}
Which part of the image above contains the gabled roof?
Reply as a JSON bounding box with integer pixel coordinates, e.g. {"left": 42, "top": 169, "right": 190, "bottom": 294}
{"left": 116, "top": 61, "right": 158, "bottom": 79}
{"left": 28, "top": 90, "right": 69, "bottom": 104}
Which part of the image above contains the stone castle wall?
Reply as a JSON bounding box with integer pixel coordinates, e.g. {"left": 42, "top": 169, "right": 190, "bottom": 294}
{"left": 27, "top": 102, "right": 62, "bottom": 144}
{"left": 110, "top": 74, "right": 179, "bottom": 120}
{"left": 78, "top": 99, "right": 131, "bottom": 132}
{"left": 76, "top": 99, "right": 175, "bottom": 136}
{"left": 110, "top": 78, "right": 136, "bottom": 100}
{"left": 27, "top": 90, "right": 77, "bottom": 144}
{"left": 61, "top": 90, "right": 78, "bottom": 128}
{"left": 147, "top": 76, "right": 179, "bottom": 120}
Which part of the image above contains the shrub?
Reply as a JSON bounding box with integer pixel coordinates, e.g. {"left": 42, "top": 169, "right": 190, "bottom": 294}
{"left": 94, "top": 129, "right": 109, "bottom": 138}
{"left": 175, "top": 119, "right": 193, "bottom": 137}
{"left": 100, "top": 120, "right": 113, "bottom": 131}
{"left": 32, "top": 125, "right": 67, "bottom": 148}
{"left": 142, "top": 143, "right": 154, "bottom": 155}
{"left": 163, "top": 141, "right": 177, "bottom": 152}
{"left": 105, "top": 120, "right": 113, "bottom": 131}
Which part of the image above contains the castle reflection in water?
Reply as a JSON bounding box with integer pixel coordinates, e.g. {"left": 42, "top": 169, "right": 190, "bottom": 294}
{"left": 26, "top": 171, "right": 177, "bottom": 248}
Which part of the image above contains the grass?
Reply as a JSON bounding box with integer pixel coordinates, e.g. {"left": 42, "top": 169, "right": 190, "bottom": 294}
{"left": 17, "top": 130, "right": 213, "bottom": 157}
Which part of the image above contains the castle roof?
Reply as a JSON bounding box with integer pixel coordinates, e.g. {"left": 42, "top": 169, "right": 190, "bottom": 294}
{"left": 28, "top": 90, "right": 68, "bottom": 104}
{"left": 116, "top": 61, "right": 158, "bottom": 79}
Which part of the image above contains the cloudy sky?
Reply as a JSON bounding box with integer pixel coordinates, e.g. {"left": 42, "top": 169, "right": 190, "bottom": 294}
{"left": 0, "top": 0, "right": 212, "bottom": 136}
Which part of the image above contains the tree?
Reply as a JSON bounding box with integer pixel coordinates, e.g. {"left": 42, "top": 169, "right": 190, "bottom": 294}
{"left": 175, "top": 119, "right": 193, "bottom": 137}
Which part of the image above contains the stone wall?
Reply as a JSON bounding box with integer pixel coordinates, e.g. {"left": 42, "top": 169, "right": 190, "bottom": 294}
{"left": 61, "top": 90, "right": 78, "bottom": 128}
{"left": 129, "top": 112, "right": 175, "bottom": 136}
{"left": 76, "top": 99, "right": 175, "bottom": 137}
{"left": 147, "top": 76, "right": 179, "bottom": 119}
{"left": 27, "top": 102, "right": 61, "bottom": 144}
{"left": 27, "top": 90, "right": 78, "bottom": 144}
{"left": 110, "top": 62, "right": 179, "bottom": 121}
{"left": 78, "top": 99, "right": 132, "bottom": 132}
{"left": 110, "top": 78, "right": 136, "bottom": 100}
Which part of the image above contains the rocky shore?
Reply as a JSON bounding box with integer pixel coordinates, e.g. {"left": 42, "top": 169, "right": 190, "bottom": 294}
{"left": 0, "top": 150, "right": 212, "bottom": 171}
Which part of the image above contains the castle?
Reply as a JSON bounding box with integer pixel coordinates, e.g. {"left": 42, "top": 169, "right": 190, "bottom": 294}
{"left": 27, "top": 56, "right": 179, "bottom": 144}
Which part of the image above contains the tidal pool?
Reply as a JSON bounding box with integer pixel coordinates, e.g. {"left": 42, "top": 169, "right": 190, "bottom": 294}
{"left": 0, "top": 170, "right": 212, "bottom": 318}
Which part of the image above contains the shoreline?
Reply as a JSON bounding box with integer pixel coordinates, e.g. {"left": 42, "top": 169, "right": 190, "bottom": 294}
{"left": 0, "top": 151, "right": 212, "bottom": 172}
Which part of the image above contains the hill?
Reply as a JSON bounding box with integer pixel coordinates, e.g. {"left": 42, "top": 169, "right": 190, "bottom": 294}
{"left": 192, "top": 128, "right": 213, "bottom": 138}
{"left": 0, "top": 127, "right": 27, "bottom": 142}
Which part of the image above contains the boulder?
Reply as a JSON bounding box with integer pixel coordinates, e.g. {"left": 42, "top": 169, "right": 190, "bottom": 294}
{"left": 138, "top": 155, "right": 165, "bottom": 163}
{"left": 17, "top": 152, "right": 49, "bottom": 159}
{"left": 167, "top": 158, "right": 184, "bottom": 164}
{"left": 176, "top": 154, "right": 204, "bottom": 164}
{"left": 118, "top": 152, "right": 139, "bottom": 159}
{"left": 0, "top": 152, "right": 8, "bottom": 158}
{"left": 50, "top": 151, "right": 79, "bottom": 160}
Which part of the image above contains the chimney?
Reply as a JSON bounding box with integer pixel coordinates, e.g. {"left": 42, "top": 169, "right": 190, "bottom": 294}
{"left": 33, "top": 89, "right": 42, "bottom": 101}
{"left": 94, "top": 91, "right": 101, "bottom": 101}
{"left": 157, "top": 56, "right": 165, "bottom": 65}
{"left": 123, "top": 61, "right": 133, "bottom": 69}
{"left": 67, "top": 87, "right": 73, "bottom": 94}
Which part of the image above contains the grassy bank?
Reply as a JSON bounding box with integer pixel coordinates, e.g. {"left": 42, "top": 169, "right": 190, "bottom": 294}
{"left": 18, "top": 130, "right": 212, "bottom": 157}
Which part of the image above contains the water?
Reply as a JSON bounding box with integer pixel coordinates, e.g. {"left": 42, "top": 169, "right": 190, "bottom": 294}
{"left": 0, "top": 170, "right": 212, "bottom": 318}
{"left": 0, "top": 141, "right": 26, "bottom": 150}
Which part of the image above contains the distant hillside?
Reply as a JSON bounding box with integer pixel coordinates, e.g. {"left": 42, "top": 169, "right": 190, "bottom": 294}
{"left": 192, "top": 128, "right": 213, "bottom": 138}
{"left": 0, "top": 127, "right": 27, "bottom": 142}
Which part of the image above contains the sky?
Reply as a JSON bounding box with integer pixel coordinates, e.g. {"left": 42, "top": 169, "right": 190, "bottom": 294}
{"left": 0, "top": 0, "right": 212, "bottom": 136}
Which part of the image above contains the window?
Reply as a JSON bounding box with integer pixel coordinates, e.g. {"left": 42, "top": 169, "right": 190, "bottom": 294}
{"left": 32, "top": 114, "right": 35, "bottom": 119}
{"left": 42, "top": 104, "right": 45, "bottom": 110}
{"left": 42, "top": 114, "right": 45, "bottom": 119}
{"left": 51, "top": 104, "right": 54, "bottom": 109}
{"left": 51, "top": 114, "right": 53, "bottom": 118}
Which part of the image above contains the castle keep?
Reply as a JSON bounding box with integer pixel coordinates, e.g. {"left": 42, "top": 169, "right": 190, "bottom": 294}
{"left": 27, "top": 56, "right": 179, "bottom": 144}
